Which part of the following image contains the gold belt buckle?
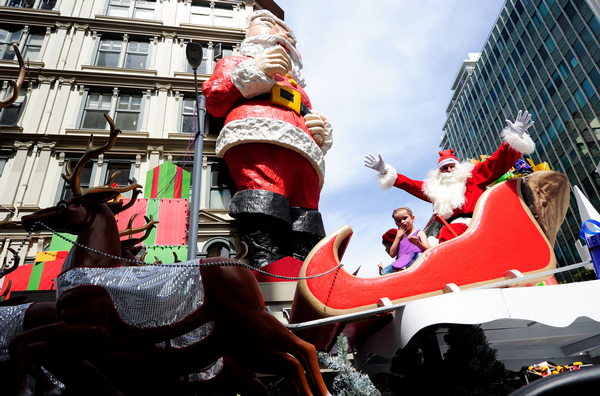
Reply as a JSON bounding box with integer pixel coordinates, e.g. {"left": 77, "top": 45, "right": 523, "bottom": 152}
{"left": 270, "top": 84, "right": 301, "bottom": 115}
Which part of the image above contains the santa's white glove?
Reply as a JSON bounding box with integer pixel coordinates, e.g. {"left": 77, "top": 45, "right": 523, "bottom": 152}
{"left": 364, "top": 153, "right": 386, "bottom": 174}
{"left": 506, "top": 110, "right": 534, "bottom": 136}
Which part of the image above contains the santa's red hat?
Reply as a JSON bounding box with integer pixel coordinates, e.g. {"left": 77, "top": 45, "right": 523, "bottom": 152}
{"left": 382, "top": 229, "right": 397, "bottom": 244}
{"left": 437, "top": 149, "right": 459, "bottom": 169}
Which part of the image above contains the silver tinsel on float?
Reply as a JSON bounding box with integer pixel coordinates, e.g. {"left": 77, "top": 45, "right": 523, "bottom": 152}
{"left": 0, "top": 303, "right": 32, "bottom": 362}
{"left": 55, "top": 262, "right": 213, "bottom": 338}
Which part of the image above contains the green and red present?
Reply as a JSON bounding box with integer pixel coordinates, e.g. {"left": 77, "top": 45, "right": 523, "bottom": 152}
{"left": 144, "top": 162, "right": 190, "bottom": 199}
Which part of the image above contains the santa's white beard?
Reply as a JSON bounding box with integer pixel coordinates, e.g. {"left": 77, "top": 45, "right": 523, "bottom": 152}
{"left": 422, "top": 162, "right": 475, "bottom": 219}
{"left": 240, "top": 34, "right": 306, "bottom": 88}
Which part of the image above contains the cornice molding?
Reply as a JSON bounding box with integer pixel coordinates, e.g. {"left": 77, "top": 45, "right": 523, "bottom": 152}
{"left": 14, "top": 141, "right": 33, "bottom": 150}
{"left": 36, "top": 142, "right": 56, "bottom": 151}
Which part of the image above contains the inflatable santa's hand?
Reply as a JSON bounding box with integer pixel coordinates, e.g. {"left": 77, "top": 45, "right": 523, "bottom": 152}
{"left": 253, "top": 46, "right": 292, "bottom": 78}
{"left": 364, "top": 153, "right": 386, "bottom": 174}
{"left": 506, "top": 110, "right": 534, "bottom": 136}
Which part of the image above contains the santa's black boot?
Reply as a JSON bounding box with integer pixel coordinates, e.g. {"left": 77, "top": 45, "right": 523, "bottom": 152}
{"left": 290, "top": 208, "right": 326, "bottom": 262}
{"left": 228, "top": 190, "right": 292, "bottom": 269}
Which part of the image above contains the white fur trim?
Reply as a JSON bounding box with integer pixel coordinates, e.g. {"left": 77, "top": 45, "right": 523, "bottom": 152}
{"left": 231, "top": 59, "right": 275, "bottom": 99}
{"left": 437, "top": 158, "right": 459, "bottom": 169}
{"left": 501, "top": 127, "right": 536, "bottom": 154}
{"left": 377, "top": 164, "right": 397, "bottom": 190}
{"left": 427, "top": 236, "right": 440, "bottom": 247}
{"left": 216, "top": 117, "right": 325, "bottom": 188}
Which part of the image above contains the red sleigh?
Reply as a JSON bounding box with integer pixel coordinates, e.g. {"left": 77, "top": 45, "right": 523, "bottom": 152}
{"left": 290, "top": 171, "right": 570, "bottom": 350}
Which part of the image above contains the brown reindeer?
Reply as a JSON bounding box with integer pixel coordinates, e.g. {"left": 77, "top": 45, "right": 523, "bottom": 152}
{"left": 10, "top": 115, "right": 330, "bottom": 396}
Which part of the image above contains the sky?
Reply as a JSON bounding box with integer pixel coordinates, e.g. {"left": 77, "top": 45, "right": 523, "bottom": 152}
{"left": 275, "top": 0, "right": 506, "bottom": 277}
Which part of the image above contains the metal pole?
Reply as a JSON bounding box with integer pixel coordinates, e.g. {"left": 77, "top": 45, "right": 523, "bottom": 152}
{"left": 186, "top": 43, "right": 205, "bottom": 261}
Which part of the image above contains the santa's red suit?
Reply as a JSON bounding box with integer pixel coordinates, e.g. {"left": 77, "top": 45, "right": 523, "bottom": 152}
{"left": 378, "top": 130, "right": 535, "bottom": 242}
{"left": 202, "top": 55, "right": 325, "bottom": 210}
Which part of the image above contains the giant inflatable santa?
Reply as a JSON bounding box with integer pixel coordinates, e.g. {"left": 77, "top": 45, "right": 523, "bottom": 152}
{"left": 203, "top": 10, "right": 332, "bottom": 268}
{"left": 365, "top": 110, "right": 536, "bottom": 242}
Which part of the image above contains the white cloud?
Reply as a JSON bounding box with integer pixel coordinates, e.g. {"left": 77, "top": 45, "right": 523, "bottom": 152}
{"left": 274, "top": 0, "right": 505, "bottom": 276}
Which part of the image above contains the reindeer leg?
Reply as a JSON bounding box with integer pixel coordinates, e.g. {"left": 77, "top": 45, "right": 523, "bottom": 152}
{"left": 9, "top": 321, "right": 127, "bottom": 396}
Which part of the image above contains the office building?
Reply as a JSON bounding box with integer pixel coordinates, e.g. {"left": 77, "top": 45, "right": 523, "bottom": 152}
{"left": 443, "top": 0, "right": 600, "bottom": 282}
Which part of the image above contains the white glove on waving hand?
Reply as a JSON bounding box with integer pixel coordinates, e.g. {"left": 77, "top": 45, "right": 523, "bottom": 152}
{"left": 364, "top": 153, "right": 387, "bottom": 174}
{"left": 506, "top": 110, "right": 534, "bottom": 136}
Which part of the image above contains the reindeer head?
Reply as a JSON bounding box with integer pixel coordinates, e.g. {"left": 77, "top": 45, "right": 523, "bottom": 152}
{"left": 23, "top": 114, "right": 142, "bottom": 236}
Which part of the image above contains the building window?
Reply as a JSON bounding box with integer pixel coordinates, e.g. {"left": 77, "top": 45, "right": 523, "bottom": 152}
{"left": 179, "top": 96, "right": 196, "bottom": 133}
{"left": 208, "top": 162, "right": 234, "bottom": 210}
{"left": 0, "top": 85, "right": 26, "bottom": 126}
{"left": 7, "top": 0, "right": 34, "bottom": 7}
{"left": 105, "top": 0, "right": 157, "bottom": 19}
{"left": 114, "top": 94, "right": 143, "bottom": 131}
{"left": 190, "top": 1, "right": 234, "bottom": 27}
{"left": 22, "top": 31, "right": 44, "bottom": 61}
{"left": 94, "top": 36, "right": 152, "bottom": 70}
{"left": 212, "top": 43, "right": 233, "bottom": 72}
{"left": 101, "top": 160, "right": 135, "bottom": 190}
{"left": 79, "top": 90, "right": 144, "bottom": 131}
{"left": 0, "top": 28, "right": 22, "bottom": 60}
{"left": 81, "top": 92, "right": 112, "bottom": 129}
{"left": 38, "top": 0, "right": 56, "bottom": 10}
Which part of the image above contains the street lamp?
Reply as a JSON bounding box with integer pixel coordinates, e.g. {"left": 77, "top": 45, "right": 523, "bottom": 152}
{"left": 186, "top": 42, "right": 206, "bottom": 261}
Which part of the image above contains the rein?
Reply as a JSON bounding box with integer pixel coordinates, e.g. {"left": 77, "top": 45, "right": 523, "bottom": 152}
{"left": 26, "top": 221, "right": 342, "bottom": 281}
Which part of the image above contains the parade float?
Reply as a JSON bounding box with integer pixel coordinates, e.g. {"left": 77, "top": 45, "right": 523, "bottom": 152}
{"left": 2, "top": 7, "right": 600, "bottom": 393}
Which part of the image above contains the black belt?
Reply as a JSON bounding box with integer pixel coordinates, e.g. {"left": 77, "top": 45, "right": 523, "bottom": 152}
{"left": 446, "top": 213, "right": 473, "bottom": 223}
{"left": 254, "top": 84, "right": 311, "bottom": 116}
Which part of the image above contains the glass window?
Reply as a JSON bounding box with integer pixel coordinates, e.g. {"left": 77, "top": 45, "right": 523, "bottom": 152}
{"left": 532, "top": 54, "right": 543, "bottom": 71}
{"left": 124, "top": 41, "right": 150, "bottom": 69}
{"left": 547, "top": 123, "right": 557, "bottom": 141}
{"left": 114, "top": 94, "right": 142, "bottom": 131}
{"left": 180, "top": 97, "right": 196, "bottom": 133}
{"left": 573, "top": 88, "right": 586, "bottom": 107}
{"left": 107, "top": 0, "right": 156, "bottom": 19}
{"left": 534, "top": 96, "right": 544, "bottom": 111}
{"left": 564, "top": 50, "right": 578, "bottom": 68}
{"left": 589, "top": 68, "right": 600, "bottom": 89}
{"left": 81, "top": 93, "right": 112, "bottom": 129}
{"left": 214, "top": 4, "right": 234, "bottom": 27}
{"left": 582, "top": 78, "right": 595, "bottom": 98}
{"left": 95, "top": 38, "right": 122, "bottom": 67}
{"left": 557, "top": 13, "right": 570, "bottom": 32}
{"left": 38, "top": 0, "right": 56, "bottom": 10}
{"left": 544, "top": 35, "right": 556, "bottom": 52}
{"left": 511, "top": 48, "right": 520, "bottom": 64}
{"left": 532, "top": 12, "right": 542, "bottom": 27}
{"left": 564, "top": 2, "right": 577, "bottom": 20}
{"left": 7, "top": 0, "right": 35, "bottom": 7}
{"left": 566, "top": 97, "right": 579, "bottom": 115}
{"left": 104, "top": 162, "right": 132, "bottom": 187}
{"left": 580, "top": 26, "right": 596, "bottom": 48}
{"left": 95, "top": 37, "right": 151, "bottom": 69}
{"left": 545, "top": 79, "right": 556, "bottom": 97}
{"left": 527, "top": 63, "right": 537, "bottom": 79}
{"left": 558, "top": 105, "right": 570, "bottom": 121}
{"left": 538, "top": 1, "right": 548, "bottom": 17}
{"left": 552, "top": 70, "right": 563, "bottom": 87}
{"left": 22, "top": 32, "right": 44, "bottom": 61}
{"left": 553, "top": 115, "right": 564, "bottom": 133}
{"left": 209, "top": 165, "right": 233, "bottom": 209}
{"left": 522, "top": 71, "right": 531, "bottom": 87}
{"left": 0, "top": 28, "right": 22, "bottom": 60}
{"left": 572, "top": 38, "right": 586, "bottom": 58}
{"left": 589, "top": 15, "right": 600, "bottom": 37}
{"left": 538, "top": 43, "right": 549, "bottom": 61}
{"left": 517, "top": 80, "right": 527, "bottom": 95}
{"left": 0, "top": 86, "right": 26, "bottom": 126}
{"left": 516, "top": 40, "right": 525, "bottom": 55}
{"left": 190, "top": 1, "right": 211, "bottom": 25}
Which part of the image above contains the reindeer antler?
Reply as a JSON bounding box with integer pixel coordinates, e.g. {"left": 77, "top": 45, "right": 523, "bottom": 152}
{"left": 0, "top": 212, "right": 15, "bottom": 227}
{"left": 1, "top": 280, "right": 12, "bottom": 302}
{"left": 119, "top": 215, "right": 158, "bottom": 238}
{"left": 1, "top": 248, "right": 20, "bottom": 278}
{"left": 0, "top": 44, "right": 26, "bottom": 108}
{"left": 62, "top": 114, "right": 122, "bottom": 196}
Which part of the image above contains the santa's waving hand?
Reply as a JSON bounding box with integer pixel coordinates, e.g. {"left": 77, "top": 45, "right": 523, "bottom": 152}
{"left": 365, "top": 110, "right": 536, "bottom": 243}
